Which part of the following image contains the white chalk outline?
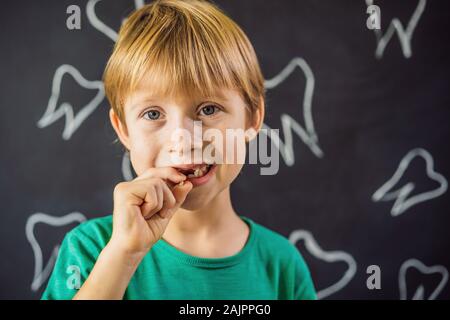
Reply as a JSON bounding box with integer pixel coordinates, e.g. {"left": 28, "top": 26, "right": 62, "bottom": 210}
{"left": 87, "top": 0, "right": 118, "bottom": 42}
{"left": 26, "top": 212, "right": 86, "bottom": 292}
{"left": 87, "top": 0, "right": 145, "bottom": 42}
{"left": 262, "top": 57, "right": 324, "bottom": 166}
{"left": 399, "top": 258, "right": 448, "bottom": 300}
{"left": 366, "top": 0, "right": 426, "bottom": 59}
{"left": 372, "top": 148, "right": 448, "bottom": 217}
{"left": 289, "top": 230, "right": 357, "bottom": 300}
{"left": 135, "top": 0, "right": 145, "bottom": 9}
{"left": 36, "top": 64, "right": 104, "bottom": 140}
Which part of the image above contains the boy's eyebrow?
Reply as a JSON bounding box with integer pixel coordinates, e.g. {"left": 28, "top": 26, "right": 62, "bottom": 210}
{"left": 130, "top": 92, "right": 229, "bottom": 110}
{"left": 131, "top": 98, "right": 157, "bottom": 109}
{"left": 205, "top": 93, "right": 229, "bottom": 103}
{"left": 128, "top": 96, "right": 163, "bottom": 111}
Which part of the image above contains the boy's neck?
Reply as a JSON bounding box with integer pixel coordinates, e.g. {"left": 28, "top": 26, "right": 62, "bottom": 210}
{"left": 162, "top": 185, "right": 242, "bottom": 239}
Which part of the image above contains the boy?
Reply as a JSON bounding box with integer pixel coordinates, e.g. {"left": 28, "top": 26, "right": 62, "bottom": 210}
{"left": 42, "top": 0, "right": 316, "bottom": 300}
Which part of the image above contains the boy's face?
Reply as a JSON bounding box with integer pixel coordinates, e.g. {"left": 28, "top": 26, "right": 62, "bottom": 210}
{"left": 110, "top": 78, "right": 262, "bottom": 210}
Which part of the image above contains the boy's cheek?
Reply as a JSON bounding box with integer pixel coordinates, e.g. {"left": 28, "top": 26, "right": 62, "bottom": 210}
{"left": 128, "top": 146, "right": 160, "bottom": 176}
{"left": 219, "top": 163, "right": 244, "bottom": 185}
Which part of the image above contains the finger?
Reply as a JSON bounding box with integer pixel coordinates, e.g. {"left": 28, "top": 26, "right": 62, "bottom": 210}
{"left": 140, "top": 185, "right": 158, "bottom": 220}
{"left": 146, "top": 180, "right": 167, "bottom": 220}
{"left": 157, "top": 182, "right": 177, "bottom": 218}
{"left": 174, "top": 180, "right": 194, "bottom": 203}
{"left": 163, "top": 181, "right": 193, "bottom": 219}
{"left": 134, "top": 166, "right": 186, "bottom": 184}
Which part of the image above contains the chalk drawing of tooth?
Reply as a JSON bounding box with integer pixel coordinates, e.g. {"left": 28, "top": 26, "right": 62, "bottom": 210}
{"left": 37, "top": 64, "right": 104, "bottom": 140}
{"left": 262, "top": 57, "right": 324, "bottom": 166}
{"left": 372, "top": 148, "right": 447, "bottom": 217}
{"left": 399, "top": 258, "right": 448, "bottom": 300}
{"left": 365, "top": 0, "right": 427, "bottom": 59}
{"left": 87, "top": 0, "right": 145, "bottom": 42}
{"left": 26, "top": 212, "right": 86, "bottom": 292}
{"left": 289, "top": 230, "right": 357, "bottom": 299}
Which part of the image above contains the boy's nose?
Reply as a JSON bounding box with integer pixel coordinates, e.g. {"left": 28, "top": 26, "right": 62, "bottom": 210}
{"left": 167, "top": 119, "right": 204, "bottom": 163}
{"left": 169, "top": 143, "right": 204, "bottom": 165}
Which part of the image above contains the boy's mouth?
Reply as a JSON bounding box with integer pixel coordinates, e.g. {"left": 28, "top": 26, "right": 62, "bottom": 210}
{"left": 174, "top": 163, "right": 214, "bottom": 178}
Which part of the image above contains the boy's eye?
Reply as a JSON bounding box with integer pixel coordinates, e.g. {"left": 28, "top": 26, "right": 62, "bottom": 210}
{"left": 143, "top": 110, "right": 161, "bottom": 120}
{"left": 199, "top": 104, "right": 219, "bottom": 116}
{"left": 142, "top": 104, "right": 219, "bottom": 121}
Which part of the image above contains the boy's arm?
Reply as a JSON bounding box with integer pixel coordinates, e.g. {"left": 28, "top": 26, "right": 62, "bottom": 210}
{"left": 73, "top": 170, "right": 191, "bottom": 299}
{"left": 73, "top": 240, "right": 145, "bottom": 300}
{"left": 43, "top": 168, "right": 191, "bottom": 300}
{"left": 41, "top": 224, "right": 146, "bottom": 300}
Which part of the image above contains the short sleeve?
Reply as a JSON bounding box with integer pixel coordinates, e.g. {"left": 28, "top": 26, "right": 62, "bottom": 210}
{"left": 41, "top": 225, "right": 104, "bottom": 300}
{"left": 278, "top": 242, "right": 317, "bottom": 300}
{"left": 292, "top": 251, "right": 317, "bottom": 300}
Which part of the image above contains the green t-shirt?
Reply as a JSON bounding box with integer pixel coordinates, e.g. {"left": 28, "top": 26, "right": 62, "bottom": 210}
{"left": 41, "top": 215, "right": 317, "bottom": 300}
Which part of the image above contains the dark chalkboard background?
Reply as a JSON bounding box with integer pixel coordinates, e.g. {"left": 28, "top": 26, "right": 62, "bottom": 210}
{"left": 1, "top": 0, "right": 449, "bottom": 299}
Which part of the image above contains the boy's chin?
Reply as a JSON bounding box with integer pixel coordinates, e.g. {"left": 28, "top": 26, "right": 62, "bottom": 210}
{"left": 179, "top": 190, "right": 214, "bottom": 210}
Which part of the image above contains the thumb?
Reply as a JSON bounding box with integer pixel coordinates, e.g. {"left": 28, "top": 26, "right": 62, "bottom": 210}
{"left": 164, "top": 181, "right": 193, "bottom": 219}
{"left": 173, "top": 180, "right": 193, "bottom": 205}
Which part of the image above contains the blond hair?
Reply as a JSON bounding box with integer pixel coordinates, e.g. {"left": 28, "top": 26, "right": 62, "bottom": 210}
{"left": 103, "top": 0, "right": 265, "bottom": 127}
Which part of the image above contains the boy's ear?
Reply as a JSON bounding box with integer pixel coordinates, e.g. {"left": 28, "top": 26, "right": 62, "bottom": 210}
{"left": 109, "top": 108, "right": 131, "bottom": 151}
{"left": 245, "top": 95, "right": 265, "bottom": 143}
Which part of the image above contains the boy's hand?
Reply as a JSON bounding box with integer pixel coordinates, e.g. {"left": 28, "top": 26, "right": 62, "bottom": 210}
{"left": 109, "top": 167, "right": 193, "bottom": 257}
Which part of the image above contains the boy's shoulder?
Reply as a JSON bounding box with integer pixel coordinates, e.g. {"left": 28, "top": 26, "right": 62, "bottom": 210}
{"left": 65, "top": 214, "right": 113, "bottom": 247}
{"left": 244, "top": 216, "right": 302, "bottom": 263}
